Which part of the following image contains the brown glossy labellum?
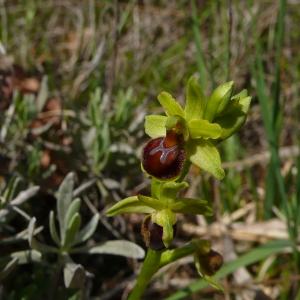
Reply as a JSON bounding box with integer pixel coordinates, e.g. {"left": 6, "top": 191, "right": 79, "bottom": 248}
{"left": 198, "top": 249, "right": 223, "bottom": 276}
{"left": 142, "top": 130, "right": 185, "bottom": 180}
{"left": 141, "top": 215, "right": 177, "bottom": 250}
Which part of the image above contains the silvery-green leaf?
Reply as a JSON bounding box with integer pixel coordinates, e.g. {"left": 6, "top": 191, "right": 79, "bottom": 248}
{"left": 189, "top": 140, "right": 225, "bottom": 180}
{"left": 74, "top": 213, "right": 99, "bottom": 245}
{"left": 84, "top": 240, "right": 145, "bottom": 259}
{"left": 49, "top": 211, "right": 61, "bottom": 246}
{"left": 185, "top": 76, "right": 206, "bottom": 120}
{"left": 145, "top": 115, "right": 167, "bottom": 138}
{"left": 10, "top": 186, "right": 40, "bottom": 206}
{"left": 170, "top": 198, "right": 213, "bottom": 216}
{"left": 188, "top": 119, "right": 222, "bottom": 140}
{"left": 215, "top": 96, "right": 251, "bottom": 140}
{"left": 11, "top": 250, "right": 41, "bottom": 264}
{"left": 36, "top": 76, "right": 48, "bottom": 112}
{"left": 65, "top": 198, "right": 81, "bottom": 228}
{"left": 204, "top": 81, "right": 233, "bottom": 122}
{"left": 30, "top": 237, "right": 58, "bottom": 253}
{"left": 64, "top": 262, "right": 85, "bottom": 289}
{"left": 0, "top": 257, "right": 18, "bottom": 280}
{"left": 56, "top": 172, "right": 75, "bottom": 240}
{"left": 152, "top": 209, "right": 176, "bottom": 248}
{"left": 27, "top": 217, "right": 36, "bottom": 246}
{"left": 3, "top": 176, "right": 21, "bottom": 203}
{"left": 157, "top": 92, "right": 184, "bottom": 117}
{"left": 137, "top": 195, "right": 166, "bottom": 210}
{"left": 63, "top": 213, "right": 81, "bottom": 248}
{"left": 106, "top": 196, "right": 155, "bottom": 216}
{"left": 28, "top": 217, "right": 58, "bottom": 253}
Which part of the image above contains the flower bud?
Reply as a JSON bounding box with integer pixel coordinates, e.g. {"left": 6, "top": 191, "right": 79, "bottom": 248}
{"left": 198, "top": 249, "right": 223, "bottom": 276}
{"left": 141, "top": 215, "right": 177, "bottom": 250}
{"left": 142, "top": 130, "right": 185, "bottom": 180}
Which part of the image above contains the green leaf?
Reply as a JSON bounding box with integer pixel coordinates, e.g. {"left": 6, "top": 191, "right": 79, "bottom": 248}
{"left": 185, "top": 76, "right": 206, "bottom": 120}
{"left": 65, "top": 198, "right": 81, "bottom": 229}
{"left": 145, "top": 115, "right": 167, "bottom": 138}
{"left": 49, "top": 211, "right": 61, "bottom": 246}
{"left": 74, "top": 213, "right": 99, "bottom": 245}
{"left": 56, "top": 172, "right": 75, "bottom": 240}
{"left": 160, "top": 181, "right": 189, "bottom": 201}
{"left": 106, "top": 196, "right": 155, "bottom": 216}
{"left": 84, "top": 240, "right": 145, "bottom": 259}
{"left": 215, "top": 96, "right": 251, "bottom": 140}
{"left": 63, "top": 213, "right": 81, "bottom": 248}
{"left": 189, "top": 140, "right": 225, "bottom": 180}
{"left": 157, "top": 92, "right": 184, "bottom": 117}
{"left": 152, "top": 209, "right": 176, "bottom": 248}
{"left": 204, "top": 81, "right": 233, "bottom": 122}
{"left": 170, "top": 198, "right": 213, "bottom": 216}
{"left": 63, "top": 262, "right": 85, "bottom": 289}
{"left": 138, "top": 195, "right": 166, "bottom": 210}
{"left": 188, "top": 119, "right": 222, "bottom": 139}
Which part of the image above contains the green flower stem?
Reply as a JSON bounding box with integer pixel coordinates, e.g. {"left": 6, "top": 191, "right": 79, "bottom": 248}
{"left": 159, "top": 242, "right": 198, "bottom": 268}
{"left": 129, "top": 240, "right": 211, "bottom": 299}
{"left": 128, "top": 249, "right": 162, "bottom": 300}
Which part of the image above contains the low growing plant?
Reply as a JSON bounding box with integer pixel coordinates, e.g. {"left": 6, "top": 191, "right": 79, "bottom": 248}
{"left": 27, "top": 172, "right": 145, "bottom": 291}
{"left": 107, "top": 76, "right": 251, "bottom": 299}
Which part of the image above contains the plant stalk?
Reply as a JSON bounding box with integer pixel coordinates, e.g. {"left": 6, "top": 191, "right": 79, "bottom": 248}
{"left": 128, "top": 249, "right": 162, "bottom": 300}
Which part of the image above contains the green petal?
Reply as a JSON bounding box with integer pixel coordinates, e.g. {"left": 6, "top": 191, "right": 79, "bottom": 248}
{"left": 189, "top": 140, "right": 225, "bottom": 180}
{"left": 106, "top": 196, "right": 154, "bottom": 216}
{"left": 215, "top": 96, "right": 251, "bottom": 140}
{"left": 145, "top": 115, "right": 167, "bottom": 138}
{"left": 185, "top": 76, "right": 206, "bottom": 120}
{"left": 170, "top": 198, "right": 213, "bottom": 216}
{"left": 188, "top": 119, "right": 222, "bottom": 140}
{"left": 152, "top": 209, "right": 176, "bottom": 248}
{"left": 138, "top": 195, "right": 166, "bottom": 210}
{"left": 157, "top": 92, "right": 184, "bottom": 117}
{"left": 203, "top": 81, "right": 233, "bottom": 122}
{"left": 160, "top": 181, "right": 189, "bottom": 201}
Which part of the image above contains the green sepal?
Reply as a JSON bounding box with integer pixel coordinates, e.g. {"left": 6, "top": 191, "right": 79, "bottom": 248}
{"left": 188, "top": 119, "right": 222, "bottom": 140}
{"left": 160, "top": 181, "right": 189, "bottom": 201}
{"left": 194, "top": 254, "right": 224, "bottom": 291}
{"left": 138, "top": 195, "right": 166, "bottom": 210}
{"left": 157, "top": 92, "right": 184, "bottom": 117}
{"left": 144, "top": 115, "right": 167, "bottom": 138}
{"left": 204, "top": 81, "right": 233, "bottom": 122}
{"left": 185, "top": 76, "right": 206, "bottom": 120}
{"left": 170, "top": 198, "right": 213, "bottom": 216}
{"left": 106, "top": 196, "right": 155, "bottom": 216}
{"left": 152, "top": 209, "right": 176, "bottom": 248}
{"left": 215, "top": 96, "right": 251, "bottom": 140}
{"left": 189, "top": 140, "right": 225, "bottom": 180}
